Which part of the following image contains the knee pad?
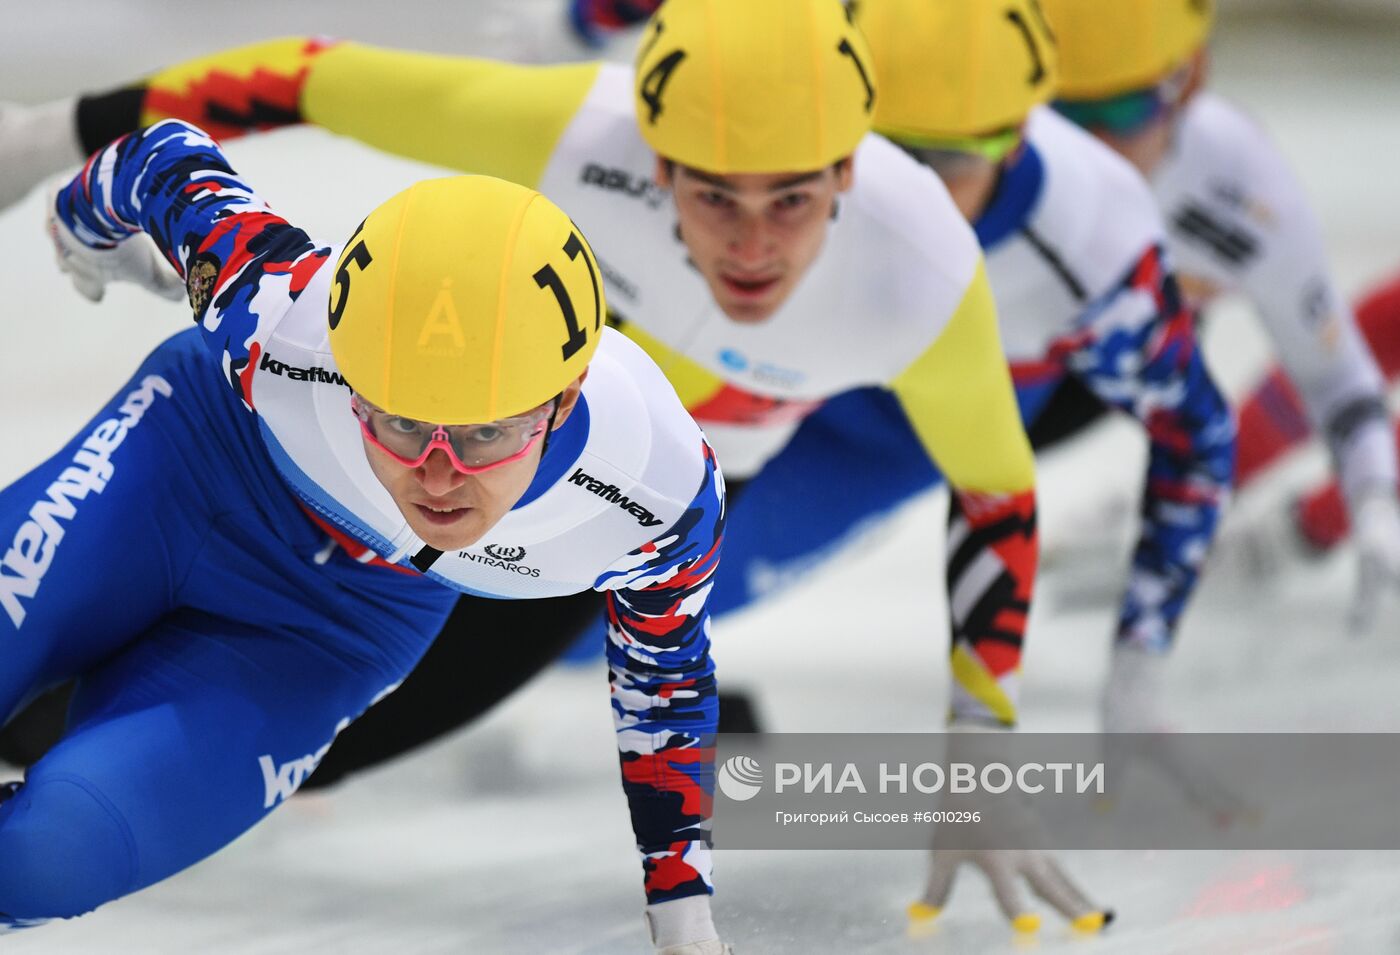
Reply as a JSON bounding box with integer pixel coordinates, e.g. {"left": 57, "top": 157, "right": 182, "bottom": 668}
{"left": 0, "top": 774, "right": 137, "bottom": 919}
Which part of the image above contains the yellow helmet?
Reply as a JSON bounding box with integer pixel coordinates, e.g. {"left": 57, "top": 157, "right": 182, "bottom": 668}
{"left": 1041, "top": 0, "right": 1213, "bottom": 100}
{"left": 633, "top": 0, "right": 877, "bottom": 173}
{"left": 327, "top": 176, "right": 604, "bottom": 423}
{"left": 854, "top": 0, "right": 1057, "bottom": 146}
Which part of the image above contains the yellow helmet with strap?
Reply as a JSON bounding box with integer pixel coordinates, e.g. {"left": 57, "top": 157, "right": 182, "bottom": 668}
{"left": 854, "top": 0, "right": 1057, "bottom": 146}
{"left": 633, "top": 0, "right": 877, "bottom": 173}
{"left": 327, "top": 175, "right": 604, "bottom": 423}
{"left": 1041, "top": 0, "right": 1213, "bottom": 100}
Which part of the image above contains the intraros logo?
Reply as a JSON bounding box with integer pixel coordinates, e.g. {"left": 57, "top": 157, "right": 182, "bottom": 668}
{"left": 485, "top": 544, "right": 526, "bottom": 562}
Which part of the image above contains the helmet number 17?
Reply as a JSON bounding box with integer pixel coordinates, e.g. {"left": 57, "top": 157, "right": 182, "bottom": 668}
{"left": 836, "top": 38, "right": 875, "bottom": 113}
{"left": 533, "top": 231, "right": 602, "bottom": 362}
{"left": 1006, "top": 3, "right": 1054, "bottom": 87}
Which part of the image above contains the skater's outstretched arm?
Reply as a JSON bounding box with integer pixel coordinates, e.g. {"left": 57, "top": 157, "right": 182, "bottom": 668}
{"left": 1063, "top": 244, "right": 1234, "bottom": 657}
{"left": 3, "top": 38, "right": 607, "bottom": 212}
{"left": 73, "top": 38, "right": 599, "bottom": 190}
{"left": 53, "top": 119, "right": 328, "bottom": 409}
{"left": 890, "top": 261, "right": 1039, "bottom": 728}
{"left": 597, "top": 440, "right": 726, "bottom": 946}
{"left": 1169, "top": 96, "right": 1400, "bottom": 627}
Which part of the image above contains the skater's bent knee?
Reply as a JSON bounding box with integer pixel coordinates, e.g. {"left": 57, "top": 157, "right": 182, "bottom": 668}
{"left": 0, "top": 775, "right": 137, "bottom": 918}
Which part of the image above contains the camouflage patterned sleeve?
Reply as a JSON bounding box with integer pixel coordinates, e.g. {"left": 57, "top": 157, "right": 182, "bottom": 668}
{"left": 1061, "top": 245, "right": 1236, "bottom": 650}
{"left": 55, "top": 119, "right": 329, "bottom": 410}
{"left": 595, "top": 441, "right": 725, "bottom": 906}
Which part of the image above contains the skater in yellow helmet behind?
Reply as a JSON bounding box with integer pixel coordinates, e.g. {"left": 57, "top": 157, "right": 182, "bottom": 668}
{"left": 1045, "top": 0, "right": 1400, "bottom": 629}
{"left": 827, "top": 0, "right": 1236, "bottom": 929}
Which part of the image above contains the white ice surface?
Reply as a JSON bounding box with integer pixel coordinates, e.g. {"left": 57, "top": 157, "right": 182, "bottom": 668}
{"left": 2, "top": 5, "right": 1400, "bottom": 953}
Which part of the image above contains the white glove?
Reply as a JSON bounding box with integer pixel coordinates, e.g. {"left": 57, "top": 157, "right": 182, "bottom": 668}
{"left": 1100, "top": 642, "right": 1172, "bottom": 734}
{"left": 1349, "top": 489, "right": 1400, "bottom": 635}
{"left": 911, "top": 848, "right": 1111, "bottom": 935}
{"left": 48, "top": 200, "right": 187, "bottom": 304}
{"left": 646, "top": 896, "right": 732, "bottom": 955}
{"left": 911, "top": 725, "right": 1111, "bottom": 934}
{"left": 0, "top": 98, "right": 84, "bottom": 213}
{"left": 1100, "top": 644, "right": 1251, "bottom": 825}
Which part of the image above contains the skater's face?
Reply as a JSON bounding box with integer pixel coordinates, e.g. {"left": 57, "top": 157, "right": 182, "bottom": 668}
{"left": 362, "top": 374, "right": 587, "bottom": 550}
{"left": 658, "top": 158, "right": 855, "bottom": 324}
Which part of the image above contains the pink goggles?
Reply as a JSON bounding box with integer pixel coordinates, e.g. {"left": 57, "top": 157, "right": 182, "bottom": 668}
{"left": 352, "top": 394, "right": 554, "bottom": 475}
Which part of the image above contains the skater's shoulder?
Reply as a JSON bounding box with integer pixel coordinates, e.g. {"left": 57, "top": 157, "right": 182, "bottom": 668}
{"left": 1015, "top": 107, "right": 1165, "bottom": 294}
{"left": 1179, "top": 93, "right": 1270, "bottom": 152}
{"left": 1029, "top": 105, "right": 1157, "bottom": 212}
{"left": 1159, "top": 93, "right": 1311, "bottom": 263}
{"left": 571, "top": 328, "right": 712, "bottom": 504}
{"left": 845, "top": 134, "right": 982, "bottom": 280}
{"left": 1167, "top": 93, "right": 1281, "bottom": 191}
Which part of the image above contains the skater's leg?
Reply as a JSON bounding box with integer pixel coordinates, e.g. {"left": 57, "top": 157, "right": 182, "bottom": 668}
{"left": 0, "top": 417, "right": 454, "bottom": 923}
{"left": 1233, "top": 268, "right": 1400, "bottom": 496}
{"left": 1, "top": 591, "right": 613, "bottom": 787}
{"left": 0, "top": 609, "right": 420, "bottom": 920}
{"left": 1235, "top": 368, "right": 1312, "bottom": 489}
{"left": 0, "top": 341, "right": 215, "bottom": 724}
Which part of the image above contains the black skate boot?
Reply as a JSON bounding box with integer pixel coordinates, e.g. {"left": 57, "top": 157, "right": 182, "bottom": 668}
{"left": 717, "top": 688, "right": 765, "bottom": 734}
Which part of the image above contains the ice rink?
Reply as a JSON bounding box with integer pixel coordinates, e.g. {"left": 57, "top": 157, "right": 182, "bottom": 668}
{"left": 2, "top": 2, "right": 1400, "bottom": 952}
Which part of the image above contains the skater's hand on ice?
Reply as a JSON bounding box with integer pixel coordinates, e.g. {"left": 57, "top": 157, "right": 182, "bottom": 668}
{"left": 1100, "top": 645, "right": 1254, "bottom": 825}
{"left": 47, "top": 191, "right": 186, "bottom": 304}
{"left": 911, "top": 847, "right": 1112, "bottom": 935}
{"left": 910, "top": 726, "right": 1112, "bottom": 934}
{"left": 646, "top": 896, "right": 732, "bottom": 955}
{"left": 1100, "top": 643, "right": 1173, "bottom": 735}
{"left": 1349, "top": 489, "right": 1400, "bottom": 635}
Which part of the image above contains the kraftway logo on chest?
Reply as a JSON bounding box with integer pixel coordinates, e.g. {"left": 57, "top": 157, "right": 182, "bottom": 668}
{"left": 568, "top": 468, "right": 664, "bottom": 527}
{"left": 456, "top": 543, "right": 541, "bottom": 577}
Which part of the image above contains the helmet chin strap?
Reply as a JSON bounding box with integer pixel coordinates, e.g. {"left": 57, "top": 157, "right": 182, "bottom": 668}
{"left": 538, "top": 391, "right": 565, "bottom": 461}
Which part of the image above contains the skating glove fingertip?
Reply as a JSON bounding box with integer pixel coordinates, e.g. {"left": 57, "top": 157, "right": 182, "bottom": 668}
{"left": 1072, "top": 910, "right": 1112, "bottom": 933}
{"left": 1011, "top": 913, "right": 1041, "bottom": 934}
{"left": 906, "top": 901, "right": 941, "bottom": 923}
